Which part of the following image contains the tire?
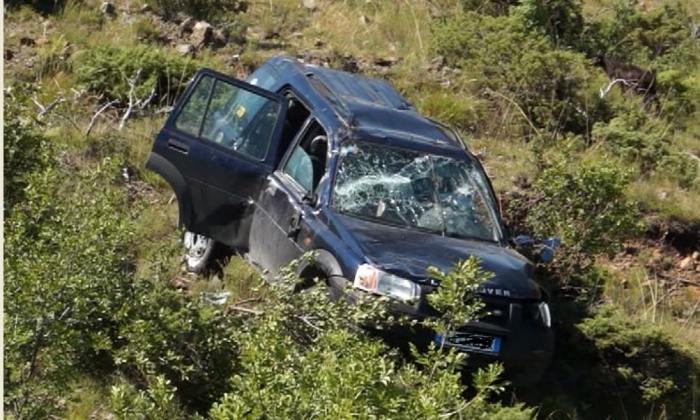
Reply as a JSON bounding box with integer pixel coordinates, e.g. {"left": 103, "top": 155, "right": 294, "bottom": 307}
{"left": 183, "top": 231, "right": 216, "bottom": 274}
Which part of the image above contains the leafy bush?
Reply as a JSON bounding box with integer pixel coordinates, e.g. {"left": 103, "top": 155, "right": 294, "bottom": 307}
{"left": 582, "top": 1, "right": 695, "bottom": 60}
{"left": 512, "top": 0, "right": 585, "bottom": 49}
{"left": 430, "top": 11, "right": 589, "bottom": 136}
{"left": 591, "top": 108, "right": 698, "bottom": 187}
{"left": 526, "top": 152, "right": 642, "bottom": 260}
{"left": 3, "top": 148, "right": 238, "bottom": 417}
{"left": 209, "top": 256, "right": 532, "bottom": 419}
{"left": 573, "top": 306, "right": 700, "bottom": 420}
{"left": 4, "top": 157, "right": 137, "bottom": 418}
{"left": 73, "top": 45, "right": 198, "bottom": 107}
{"left": 145, "top": 0, "right": 248, "bottom": 22}
{"left": 3, "top": 84, "right": 53, "bottom": 215}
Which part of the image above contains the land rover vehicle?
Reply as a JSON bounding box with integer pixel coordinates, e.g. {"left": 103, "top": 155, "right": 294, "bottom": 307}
{"left": 145, "top": 56, "right": 554, "bottom": 385}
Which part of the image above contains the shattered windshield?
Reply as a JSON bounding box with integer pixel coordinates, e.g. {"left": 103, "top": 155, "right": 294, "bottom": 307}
{"left": 332, "top": 141, "right": 500, "bottom": 242}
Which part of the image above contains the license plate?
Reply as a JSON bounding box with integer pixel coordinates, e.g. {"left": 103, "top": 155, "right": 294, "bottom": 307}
{"left": 434, "top": 332, "right": 501, "bottom": 354}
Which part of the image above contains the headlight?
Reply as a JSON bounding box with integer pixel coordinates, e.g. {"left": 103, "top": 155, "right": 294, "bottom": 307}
{"left": 353, "top": 264, "right": 421, "bottom": 301}
{"left": 535, "top": 302, "right": 551, "bottom": 328}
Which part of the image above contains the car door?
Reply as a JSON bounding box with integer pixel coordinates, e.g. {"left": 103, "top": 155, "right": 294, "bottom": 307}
{"left": 248, "top": 117, "right": 327, "bottom": 277}
{"left": 148, "top": 68, "right": 288, "bottom": 249}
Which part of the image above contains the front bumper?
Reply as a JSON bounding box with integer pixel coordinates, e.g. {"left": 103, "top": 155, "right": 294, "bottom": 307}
{"left": 330, "top": 278, "right": 554, "bottom": 386}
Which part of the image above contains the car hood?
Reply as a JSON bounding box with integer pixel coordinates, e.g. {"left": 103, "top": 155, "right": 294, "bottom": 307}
{"left": 330, "top": 213, "right": 540, "bottom": 300}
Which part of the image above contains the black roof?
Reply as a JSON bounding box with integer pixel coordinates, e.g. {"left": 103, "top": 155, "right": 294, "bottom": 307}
{"left": 266, "top": 56, "right": 466, "bottom": 154}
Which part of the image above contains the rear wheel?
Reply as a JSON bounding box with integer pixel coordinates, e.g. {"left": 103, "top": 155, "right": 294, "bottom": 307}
{"left": 183, "top": 231, "right": 215, "bottom": 274}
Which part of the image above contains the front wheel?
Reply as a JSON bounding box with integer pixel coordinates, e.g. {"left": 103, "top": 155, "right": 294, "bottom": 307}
{"left": 183, "top": 231, "right": 215, "bottom": 274}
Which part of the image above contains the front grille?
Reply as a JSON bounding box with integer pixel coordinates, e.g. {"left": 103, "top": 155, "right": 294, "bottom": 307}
{"left": 479, "top": 299, "right": 510, "bottom": 327}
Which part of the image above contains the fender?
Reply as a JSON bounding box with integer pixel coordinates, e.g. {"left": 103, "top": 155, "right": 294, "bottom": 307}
{"left": 145, "top": 152, "right": 192, "bottom": 228}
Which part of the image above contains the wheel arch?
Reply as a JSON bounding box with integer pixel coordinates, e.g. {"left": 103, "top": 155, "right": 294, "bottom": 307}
{"left": 295, "top": 249, "right": 348, "bottom": 293}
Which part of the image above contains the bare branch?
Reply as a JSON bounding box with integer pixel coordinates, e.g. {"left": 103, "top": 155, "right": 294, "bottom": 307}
{"left": 294, "top": 315, "right": 323, "bottom": 331}
{"left": 599, "top": 78, "right": 631, "bottom": 98}
{"left": 226, "top": 305, "right": 263, "bottom": 316}
{"left": 119, "top": 69, "right": 142, "bottom": 130}
{"left": 31, "top": 95, "right": 66, "bottom": 117}
{"left": 85, "top": 99, "right": 118, "bottom": 138}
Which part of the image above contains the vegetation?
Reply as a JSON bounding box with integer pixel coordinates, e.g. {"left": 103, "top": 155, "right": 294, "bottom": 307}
{"left": 4, "top": 0, "right": 700, "bottom": 419}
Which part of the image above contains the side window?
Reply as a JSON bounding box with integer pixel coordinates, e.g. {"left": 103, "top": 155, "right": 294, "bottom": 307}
{"left": 174, "top": 75, "right": 282, "bottom": 160}
{"left": 245, "top": 63, "right": 280, "bottom": 90}
{"left": 282, "top": 120, "right": 328, "bottom": 194}
{"left": 175, "top": 76, "right": 214, "bottom": 136}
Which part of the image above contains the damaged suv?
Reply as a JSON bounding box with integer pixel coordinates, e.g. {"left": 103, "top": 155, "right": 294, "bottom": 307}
{"left": 146, "top": 56, "right": 554, "bottom": 385}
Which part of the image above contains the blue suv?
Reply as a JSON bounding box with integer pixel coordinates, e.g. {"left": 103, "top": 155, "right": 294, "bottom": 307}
{"left": 146, "top": 56, "right": 554, "bottom": 386}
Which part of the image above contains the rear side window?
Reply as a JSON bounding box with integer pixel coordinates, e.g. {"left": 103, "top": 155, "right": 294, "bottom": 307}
{"left": 246, "top": 64, "right": 280, "bottom": 91}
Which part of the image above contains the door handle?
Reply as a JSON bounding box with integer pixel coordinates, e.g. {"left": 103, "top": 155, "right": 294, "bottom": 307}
{"left": 287, "top": 212, "right": 302, "bottom": 239}
{"left": 168, "top": 139, "right": 189, "bottom": 154}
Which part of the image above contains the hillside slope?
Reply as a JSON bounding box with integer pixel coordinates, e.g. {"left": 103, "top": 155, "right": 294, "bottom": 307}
{"left": 4, "top": 0, "right": 700, "bottom": 419}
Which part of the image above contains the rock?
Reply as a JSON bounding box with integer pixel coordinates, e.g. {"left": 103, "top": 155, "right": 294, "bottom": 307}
{"left": 212, "top": 29, "right": 227, "bottom": 45}
{"left": 190, "top": 21, "right": 213, "bottom": 47}
{"left": 302, "top": 0, "right": 317, "bottom": 10}
{"left": 679, "top": 256, "right": 694, "bottom": 270}
{"left": 19, "top": 37, "right": 36, "bottom": 47}
{"left": 4, "top": 49, "right": 13, "bottom": 61}
{"left": 100, "top": 2, "right": 115, "bottom": 15}
{"left": 180, "top": 16, "right": 196, "bottom": 32}
{"left": 176, "top": 43, "right": 195, "bottom": 57}
{"left": 372, "top": 57, "right": 397, "bottom": 67}
{"left": 139, "top": 3, "right": 152, "bottom": 13}
{"left": 359, "top": 14, "right": 370, "bottom": 25}
{"left": 693, "top": 251, "right": 700, "bottom": 261}
{"left": 657, "top": 191, "right": 669, "bottom": 200}
{"left": 428, "top": 55, "right": 445, "bottom": 72}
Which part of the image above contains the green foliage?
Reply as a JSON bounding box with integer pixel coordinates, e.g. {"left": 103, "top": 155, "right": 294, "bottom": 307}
{"left": 209, "top": 255, "right": 528, "bottom": 419}
{"left": 592, "top": 108, "right": 698, "bottom": 187}
{"left": 573, "top": 306, "right": 700, "bottom": 420}
{"left": 114, "top": 284, "right": 242, "bottom": 413}
{"left": 459, "top": 0, "right": 518, "bottom": 16}
{"left": 4, "top": 157, "right": 137, "bottom": 419}
{"left": 582, "top": 1, "right": 695, "bottom": 60}
{"left": 108, "top": 375, "right": 185, "bottom": 420}
{"left": 425, "top": 257, "right": 492, "bottom": 335}
{"left": 3, "top": 143, "right": 238, "bottom": 417}
{"left": 3, "top": 84, "right": 53, "bottom": 215}
{"left": 526, "top": 152, "right": 642, "bottom": 259}
{"left": 73, "top": 44, "right": 198, "bottom": 107}
{"left": 430, "top": 11, "right": 589, "bottom": 135}
{"left": 144, "top": 0, "right": 248, "bottom": 22}
{"left": 512, "top": 0, "right": 585, "bottom": 48}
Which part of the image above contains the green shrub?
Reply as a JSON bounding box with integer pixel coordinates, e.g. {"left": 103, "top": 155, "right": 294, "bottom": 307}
{"left": 526, "top": 152, "right": 642, "bottom": 259}
{"left": 73, "top": 44, "right": 198, "bottom": 107}
{"left": 3, "top": 84, "right": 53, "bottom": 215}
{"left": 582, "top": 1, "right": 694, "bottom": 60}
{"left": 3, "top": 149, "right": 238, "bottom": 417}
{"left": 144, "top": 0, "right": 248, "bottom": 22}
{"left": 459, "top": 0, "right": 518, "bottom": 16}
{"left": 4, "top": 157, "right": 137, "bottom": 419}
{"left": 574, "top": 306, "right": 700, "bottom": 420}
{"left": 209, "top": 256, "right": 532, "bottom": 419}
{"left": 512, "top": 0, "right": 585, "bottom": 49}
{"left": 591, "top": 108, "right": 698, "bottom": 187}
{"left": 430, "top": 11, "right": 589, "bottom": 136}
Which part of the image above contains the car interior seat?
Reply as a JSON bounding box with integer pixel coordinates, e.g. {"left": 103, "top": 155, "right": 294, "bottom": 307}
{"left": 308, "top": 135, "right": 328, "bottom": 190}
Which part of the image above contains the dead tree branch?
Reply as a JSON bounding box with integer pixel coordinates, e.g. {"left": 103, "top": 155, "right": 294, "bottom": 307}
{"left": 599, "top": 78, "right": 630, "bottom": 98}
{"left": 31, "top": 95, "right": 66, "bottom": 117}
{"left": 119, "top": 69, "right": 156, "bottom": 130}
{"left": 85, "top": 99, "right": 118, "bottom": 138}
